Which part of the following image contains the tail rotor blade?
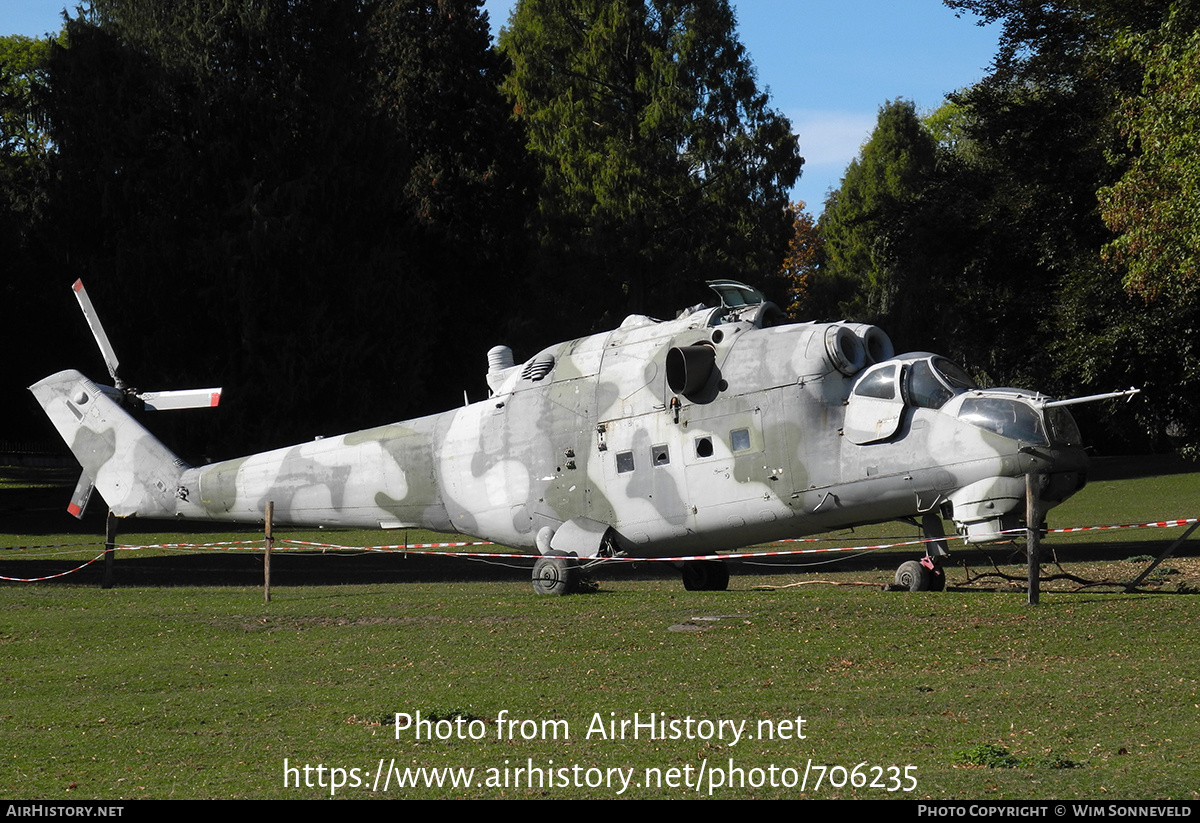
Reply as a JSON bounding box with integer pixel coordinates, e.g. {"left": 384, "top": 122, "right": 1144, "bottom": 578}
{"left": 135, "top": 387, "right": 223, "bottom": 411}
{"left": 68, "top": 470, "right": 95, "bottom": 519}
{"left": 72, "top": 280, "right": 122, "bottom": 386}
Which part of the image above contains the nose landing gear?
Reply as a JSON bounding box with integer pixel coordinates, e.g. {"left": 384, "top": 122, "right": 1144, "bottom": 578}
{"left": 894, "top": 514, "right": 950, "bottom": 592}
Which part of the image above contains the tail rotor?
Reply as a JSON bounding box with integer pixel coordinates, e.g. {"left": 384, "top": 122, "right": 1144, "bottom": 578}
{"left": 66, "top": 280, "right": 222, "bottom": 517}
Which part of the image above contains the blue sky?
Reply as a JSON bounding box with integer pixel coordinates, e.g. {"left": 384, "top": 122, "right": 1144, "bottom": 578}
{"left": 4, "top": 0, "right": 999, "bottom": 215}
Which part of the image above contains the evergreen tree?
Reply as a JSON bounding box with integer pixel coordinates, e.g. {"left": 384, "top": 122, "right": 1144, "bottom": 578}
{"left": 819, "top": 100, "right": 936, "bottom": 318}
{"left": 499, "top": 0, "right": 801, "bottom": 326}
{"left": 37, "top": 0, "right": 525, "bottom": 454}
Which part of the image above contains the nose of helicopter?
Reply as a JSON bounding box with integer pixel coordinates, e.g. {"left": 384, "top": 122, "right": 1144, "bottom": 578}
{"left": 1040, "top": 444, "right": 1089, "bottom": 505}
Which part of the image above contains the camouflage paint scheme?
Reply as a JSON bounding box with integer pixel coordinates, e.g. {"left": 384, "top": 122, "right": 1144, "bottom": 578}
{"left": 30, "top": 283, "right": 1089, "bottom": 568}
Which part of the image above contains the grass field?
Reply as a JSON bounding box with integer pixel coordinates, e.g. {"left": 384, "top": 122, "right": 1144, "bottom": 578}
{"left": 2, "top": 456, "right": 1198, "bottom": 799}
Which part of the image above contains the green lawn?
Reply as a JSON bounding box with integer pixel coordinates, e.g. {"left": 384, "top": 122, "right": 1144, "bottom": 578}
{"left": 1, "top": 455, "right": 1198, "bottom": 799}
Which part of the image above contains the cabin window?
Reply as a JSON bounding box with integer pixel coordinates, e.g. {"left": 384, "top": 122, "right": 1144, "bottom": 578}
{"left": 730, "top": 428, "right": 751, "bottom": 452}
{"left": 695, "top": 436, "right": 714, "bottom": 458}
{"left": 616, "top": 450, "right": 635, "bottom": 473}
{"left": 652, "top": 444, "right": 670, "bottom": 466}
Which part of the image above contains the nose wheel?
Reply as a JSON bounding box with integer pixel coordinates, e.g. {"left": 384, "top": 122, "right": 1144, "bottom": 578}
{"left": 894, "top": 557, "right": 946, "bottom": 592}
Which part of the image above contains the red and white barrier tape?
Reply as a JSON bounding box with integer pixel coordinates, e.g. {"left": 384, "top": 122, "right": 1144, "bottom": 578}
{"left": 0, "top": 553, "right": 104, "bottom": 582}
{"left": 2, "top": 517, "right": 1196, "bottom": 580}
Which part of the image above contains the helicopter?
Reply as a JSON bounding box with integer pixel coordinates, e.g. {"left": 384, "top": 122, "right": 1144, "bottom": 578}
{"left": 31, "top": 279, "right": 1106, "bottom": 594}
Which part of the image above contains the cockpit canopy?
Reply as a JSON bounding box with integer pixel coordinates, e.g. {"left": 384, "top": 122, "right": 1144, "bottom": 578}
{"left": 845, "top": 354, "right": 1082, "bottom": 447}
{"left": 956, "top": 394, "right": 1082, "bottom": 447}
{"left": 853, "top": 355, "right": 976, "bottom": 410}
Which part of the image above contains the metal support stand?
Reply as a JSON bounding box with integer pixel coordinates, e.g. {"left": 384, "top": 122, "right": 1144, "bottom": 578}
{"left": 1125, "top": 521, "right": 1200, "bottom": 592}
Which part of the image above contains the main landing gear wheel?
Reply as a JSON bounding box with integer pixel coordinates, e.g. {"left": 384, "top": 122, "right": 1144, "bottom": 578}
{"left": 681, "top": 560, "right": 730, "bottom": 591}
{"left": 532, "top": 551, "right": 580, "bottom": 596}
{"left": 894, "top": 560, "right": 931, "bottom": 592}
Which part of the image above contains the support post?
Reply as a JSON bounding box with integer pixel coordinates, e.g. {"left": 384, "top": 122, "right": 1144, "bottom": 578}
{"left": 1025, "top": 472, "right": 1045, "bottom": 606}
{"left": 1125, "top": 521, "right": 1200, "bottom": 592}
{"left": 264, "top": 501, "right": 274, "bottom": 603}
{"left": 102, "top": 509, "right": 118, "bottom": 589}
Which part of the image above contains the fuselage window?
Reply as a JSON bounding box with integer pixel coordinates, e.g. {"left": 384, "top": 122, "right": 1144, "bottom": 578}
{"left": 616, "top": 450, "right": 635, "bottom": 473}
{"left": 652, "top": 444, "right": 670, "bottom": 466}
{"left": 730, "top": 428, "right": 751, "bottom": 452}
{"left": 695, "top": 436, "right": 714, "bottom": 458}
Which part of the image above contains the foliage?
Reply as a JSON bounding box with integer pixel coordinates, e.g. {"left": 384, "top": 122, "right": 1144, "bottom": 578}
{"left": 817, "top": 100, "right": 983, "bottom": 358}
{"left": 0, "top": 34, "right": 53, "bottom": 160}
{"left": 0, "top": 34, "right": 54, "bottom": 257}
{"left": 801, "top": 1, "right": 1199, "bottom": 452}
{"left": 779, "top": 201, "right": 823, "bottom": 318}
{"left": 941, "top": 0, "right": 1198, "bottom": 452}
{"left": 0, "top": 34, "right": 59, "bottom": 417}
{"left": 1099, "top": 3, "right": 1200, "bottom": 304}
{"left": 30, "top": 0, "right": 527, "bottom": 454}
{"left": 955, "top": 743, "right": 1021, "bottom": 769}
{"left": 820, "top": 99, "right": 936, "bottom": 299}
{"left": 499, "top": 0, "right": 801, "bottom": 325}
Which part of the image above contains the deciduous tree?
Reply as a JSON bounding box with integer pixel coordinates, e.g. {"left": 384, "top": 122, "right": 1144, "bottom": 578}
{"left": 1099, "top": 3, "right": 1200, "bottom": 304}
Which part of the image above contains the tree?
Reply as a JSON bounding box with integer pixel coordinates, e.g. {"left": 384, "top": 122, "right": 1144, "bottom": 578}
{"left": 818, "top": 100, "right": 940, "bottom": 337}
{"left": 1099, "top": 3, "right": 1200, "bottom": 304}
{"left": 938, "top": 0, "right": 1199, "bottom": 452}
{"left": 35, "top": 0, "right": 527, "bottom": 454}
{"left": 1, "top": 34, "right": 59, "bottom": 420}
{"left": 779, "top": 201, "right": 822, "bottom": 318}
{"left": 499, "top": 0, "right": 801, "bottom": 326}
{"left": 0, "top": 35, "right": 54, "bottom": 261}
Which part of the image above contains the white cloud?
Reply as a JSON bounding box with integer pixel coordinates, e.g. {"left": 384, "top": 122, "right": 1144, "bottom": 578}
{"left": 786, "top": 109, "right": 878, "bottom": 212}
{"left": 790, "top": 109, "right": 878, "bottom": 168}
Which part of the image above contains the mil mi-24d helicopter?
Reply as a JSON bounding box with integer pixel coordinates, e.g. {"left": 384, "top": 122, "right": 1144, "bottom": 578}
{"left": 32, "top": 279, "right": 1125, "bottom": 594}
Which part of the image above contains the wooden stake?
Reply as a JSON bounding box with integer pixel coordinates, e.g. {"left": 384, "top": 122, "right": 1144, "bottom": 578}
{"left": 1026, "top": 472, "right": 1045, "bottom": 606}
{"left": 264, "top": 501, "right": 274, "bottom": 603}
{"left": 102, "top": 509, "right": 117, "bottom": 589}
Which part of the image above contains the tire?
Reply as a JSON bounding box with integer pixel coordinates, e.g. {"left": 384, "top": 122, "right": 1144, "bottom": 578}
{"left": 682, "top": 560, "right": 729, "bottom": 591}
{"left": 532, "top": 553, "right": 579, "bottom": 596}
{"left": 895, "top": 560, "right": 931, "bottom": 592}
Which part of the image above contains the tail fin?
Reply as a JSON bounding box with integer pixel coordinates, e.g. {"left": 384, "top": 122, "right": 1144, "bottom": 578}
{"left": 30, "top": 370, "right": 190, "bottom": 518}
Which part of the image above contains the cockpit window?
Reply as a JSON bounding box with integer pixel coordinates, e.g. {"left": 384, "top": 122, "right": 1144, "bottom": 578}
{"left": 854, "top": 364, "right": 897, "bottom": 399}
{"left": 1047, "top": 407, "right": 1083, "bottom": 446}
{"left": 905, "top": 360, "right": 954, "bottom": 409}
{"left": 959, "top": 397, "right": 1048, "bottom": 445}
{"left": 933, "top": 357, "right": 977, "bottom": 391}
{"left": 903, "top": 357, "right": 977, "bottom": 410}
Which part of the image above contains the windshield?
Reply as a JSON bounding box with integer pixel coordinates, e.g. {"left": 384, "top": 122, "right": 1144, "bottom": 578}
{"left": 958, "top": 397, "right": 1048, "bottom": 445}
